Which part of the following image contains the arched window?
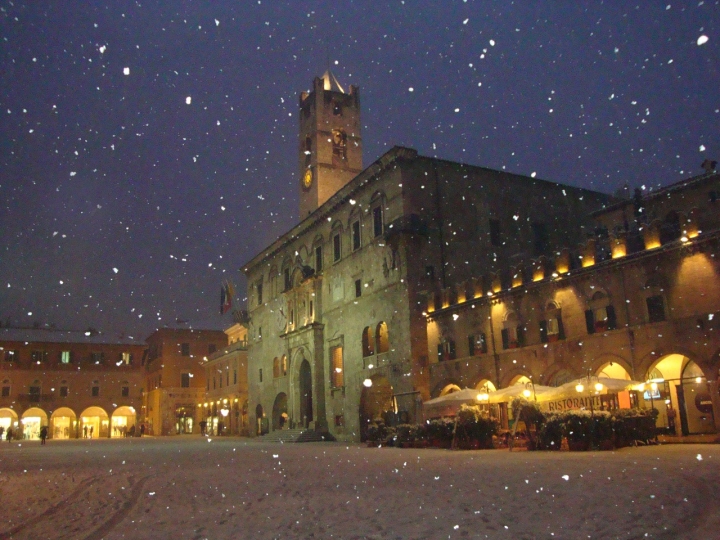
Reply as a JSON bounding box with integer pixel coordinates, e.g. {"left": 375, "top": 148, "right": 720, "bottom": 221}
{"left": 273, "top": 357, "right": 280, "bottom": 378}
{"left": 540, "top": 302, "right": 565, "bottom": 343}
{"left": 332, "top": 129, "right": 347, "bottom": 163}
{"left": 660, "top": 211, "right": 681, "bottom": 245}
{"left": 586, "top": 290, "right": 617, "bottom": 333}
{"left": 362, "top": 327, "right": 374, "bottom": 357}
{"left": 502, "top": 312, "right": 523, "bottom": 349}
{"left": 304, "top": 136, "right": 312, "bottom": 166}
{"left": 376, "top": 322, "right": 389, "bottom": 354}
{"left": 644, "top": 276, "right": 667, "bottom": 323}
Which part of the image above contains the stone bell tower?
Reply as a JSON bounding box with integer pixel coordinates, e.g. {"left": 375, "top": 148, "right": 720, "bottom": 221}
{"left": 298, "top": 71, "right": 363, "bottom": 218}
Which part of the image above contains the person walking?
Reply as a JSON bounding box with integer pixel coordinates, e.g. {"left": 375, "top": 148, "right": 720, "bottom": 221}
{"left": 39, "top": 425, "right": 48, "bottom": 445}
{"left": 140, "top": 424, "right": 145, "bottom": 437}
{"left": 89, "top": 426, "right": 94, "bottom": 438}
{"left": 6, "top": 427, "right": 13, "bottom": 443}
{"left": 83, "top": 425, "right": 88, "bottom": 438}
{"left": 0, "top": 426, "right": 4, "bottom": 440}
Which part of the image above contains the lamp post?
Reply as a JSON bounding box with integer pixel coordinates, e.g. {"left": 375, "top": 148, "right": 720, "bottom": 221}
{"left": 576, "top": 372, "right": 604, "bottom": 448}
{"left": 522, "top": 380, "right": 537, "bottom": 402}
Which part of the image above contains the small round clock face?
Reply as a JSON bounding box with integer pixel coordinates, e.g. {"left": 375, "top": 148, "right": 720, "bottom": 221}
{"left": 302, "top": 169, "right": 312, "bottom": 189}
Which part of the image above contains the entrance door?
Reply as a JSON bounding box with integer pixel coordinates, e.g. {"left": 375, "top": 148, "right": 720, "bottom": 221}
{"left": 299, "top": 360, "right": 313, "bottom": 428}
{"left": 272, "top": 393, "right": 288, "bottom": 430}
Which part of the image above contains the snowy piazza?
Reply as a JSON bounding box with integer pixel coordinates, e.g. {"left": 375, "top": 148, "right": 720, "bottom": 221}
{"left": 1, "top": 1, "right": 719, "bottom": 538}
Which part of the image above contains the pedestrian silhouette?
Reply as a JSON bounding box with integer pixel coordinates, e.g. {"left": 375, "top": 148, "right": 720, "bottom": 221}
{"left": 40, "top": 425, "right": 48, "bottom": 445}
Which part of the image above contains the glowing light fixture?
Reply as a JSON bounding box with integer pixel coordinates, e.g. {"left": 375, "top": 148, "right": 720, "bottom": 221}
{"left": 575, "top": 383, "right": 584, "bottom": 393}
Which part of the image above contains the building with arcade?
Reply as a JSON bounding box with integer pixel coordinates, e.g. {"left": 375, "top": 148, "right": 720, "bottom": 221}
{"left": 425, "top": 170, "right": 720, "bottom": 437}
{"left": 0, "top": 327, "right": 146, "bottom": 440}
{"left": 242, "top": 72, "right": 615, "bottom": 441}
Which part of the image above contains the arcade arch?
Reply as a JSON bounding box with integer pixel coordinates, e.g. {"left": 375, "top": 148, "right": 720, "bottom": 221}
{"left": 359, "top": 375, "right": 394, "bottom": 442}
{"left": 474, "top": 379, "right": 497, "bottom": 392}
{"left": 21, "top": 407, "right": 48, "bottom": 440}
{"left": 0, "top": 407, "right": 18, "bottom": 436}
{"left": 597, "top": 361, "right": 631, "bottom": 380}
{"left": 646, "top": 353, "right": 714, "bottom": 436}
{"left": 439, "top": 383, "right": 462, "bottom": 396}
{"left": 272, "top": 393, "right": 288, "bottom": 430}
{"left": 111, "top": 406, "right": 137, "bottom": 437}
{"left": 50, "top": 407, "right": 76, "bottom": 439}
{"left": 79, "top": 406, "right": 109, "bottom": 439}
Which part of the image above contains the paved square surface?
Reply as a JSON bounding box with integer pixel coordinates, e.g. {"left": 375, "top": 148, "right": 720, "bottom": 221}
{"left": 1, "top": 437, "right": 719, "bottom": 539}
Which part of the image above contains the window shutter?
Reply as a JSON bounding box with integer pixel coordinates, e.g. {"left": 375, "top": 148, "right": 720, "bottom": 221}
{"left": 516, "top": 325, "right": 525, "bottom": 347}
{"left": 539, "top": 320, "right": 548, "bottom": 343}
{"left": 557, "top": 310, "right": 566, "bottom": 340}
{"left": 585, "top": 310, "right": 595, "bottom": 334}
{"left": 501, "top": 328, "right": 509, "bottom": 350}
{"left": 468, "top": 335, "right": 475, "bottom": 356}
{"left": 606, "top": 305, "right": 617, "bottom": 330}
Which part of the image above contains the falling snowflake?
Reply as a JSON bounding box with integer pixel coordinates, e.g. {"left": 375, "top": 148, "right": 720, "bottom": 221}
{"left": 697, "top": 35, "right": 709, "bottom": 46}
{"left": 123, "top": 67, "right": 130, "bottom": 75}
{"left": 186, "top": 96, "right": 192, "bottom": 105}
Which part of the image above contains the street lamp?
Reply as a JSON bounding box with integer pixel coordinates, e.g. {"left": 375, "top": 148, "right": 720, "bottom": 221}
{"left": 523, "top": 380, "right": 537, "bottom": 402}
{"left": 576, "top": 372, "right": 604, "bottom": 449}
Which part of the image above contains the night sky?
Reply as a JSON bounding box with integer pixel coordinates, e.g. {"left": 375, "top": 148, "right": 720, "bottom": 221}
{"left": 1, "top": 1, "right": 717, "bottom": 340}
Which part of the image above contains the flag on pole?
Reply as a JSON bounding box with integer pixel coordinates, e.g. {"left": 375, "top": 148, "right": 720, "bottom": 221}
{"left": 220, "top": 281, "right": 233, "bottom": 315}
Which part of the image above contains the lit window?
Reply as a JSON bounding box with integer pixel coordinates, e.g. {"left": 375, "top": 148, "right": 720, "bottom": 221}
{"left": 61, "top": 351, "right": 71, "bottom": 364}
{"left": 330, "top": 346, "right": 344, "bottom": 388}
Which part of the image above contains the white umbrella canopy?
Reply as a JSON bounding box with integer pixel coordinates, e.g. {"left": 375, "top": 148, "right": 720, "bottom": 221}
{"left": 423, "top": 388, "right": 485, "bottom": 418}
{"left": 537, "top": 377, "right": 645, "bottom": 402}
{"left": 485, "top": 384, "right": 555, "bottom": 404}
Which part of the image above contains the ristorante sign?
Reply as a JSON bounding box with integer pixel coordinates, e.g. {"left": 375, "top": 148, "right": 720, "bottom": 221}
{"left": 545, "top": 395, "right": 603, "bottom": 412}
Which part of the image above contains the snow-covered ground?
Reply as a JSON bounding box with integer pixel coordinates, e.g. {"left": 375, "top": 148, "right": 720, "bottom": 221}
{"left": 1, "top": 437, "right": 719, "bottom": 539}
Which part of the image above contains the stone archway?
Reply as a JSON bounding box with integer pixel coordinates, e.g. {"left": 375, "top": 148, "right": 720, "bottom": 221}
{"left": 359, "top": 375, "right": 394, "bottom": 442}
{"left": 111, "top": 406, "right": 137, "bottom": 438}
{"left": 79, "top": 406, "right": 109, "bottom": 439}
{"left": 255, "top": 404, "right": 265, "bottom": 436}
{"left": 21, "top": 407, "right": 48, "bottom": 440}
{"left": 272, "top": 392, "right": 288, "bottom": 431}
{"left": 50, "top": 407, "right": 76, "bottom": 439}
{"left": 299, "top": 359, "right": 313, "bottom": 428}
{"left": 0, "top": 408, "right": 18, "bottom": 438}
{"left": 646, "top": 353, "right": 715, "bottom": 436}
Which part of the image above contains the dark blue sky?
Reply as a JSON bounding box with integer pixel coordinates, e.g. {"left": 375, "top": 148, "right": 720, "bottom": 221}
{"left": 1, "top": 1, "right": 717, "bottom": 339}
